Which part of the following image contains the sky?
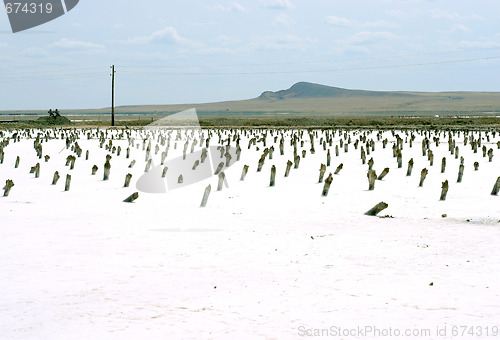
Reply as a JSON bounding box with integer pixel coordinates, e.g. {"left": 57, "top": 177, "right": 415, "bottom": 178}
{"left": 1, "top": 0, "right": 500, "bottom": 110}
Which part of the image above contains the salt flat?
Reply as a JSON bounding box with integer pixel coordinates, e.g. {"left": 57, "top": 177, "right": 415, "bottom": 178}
{"left": 1, "top": 127, "right": 499, "bottom": 339}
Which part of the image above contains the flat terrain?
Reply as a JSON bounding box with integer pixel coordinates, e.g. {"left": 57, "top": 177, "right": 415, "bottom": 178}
{"left": 1, "top": 127, "right": 499, "bottom": 339}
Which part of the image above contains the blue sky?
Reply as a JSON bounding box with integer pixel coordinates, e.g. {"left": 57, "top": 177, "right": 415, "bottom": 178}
{"left": 1, "top": 0, "right": 500, "bottom": 110}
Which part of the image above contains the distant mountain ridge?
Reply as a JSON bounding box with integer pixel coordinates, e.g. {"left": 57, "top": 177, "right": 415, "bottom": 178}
{"left": 258, "top": 81, "right": 412, "bottom": 100}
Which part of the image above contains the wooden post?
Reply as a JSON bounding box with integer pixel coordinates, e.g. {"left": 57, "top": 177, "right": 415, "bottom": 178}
{"left": 441, "top": 157, "right": 446, "bottom": 173}
{"left": 284, "top": 160, "right": 292, "bottom": 177}
{"left": 474, "top": 162, "right": 479, "bottom": 171}
{"left": 225, "top": 152, "right": 232, "bottom": 167}
{"left": 240, "top": 165, "right": 249, "bottom": 181}
{"left": 361, "top": 147, "right": 366, "bottom": 164}
{"left": 364, "top": 202, "right": 388, "bottom": 216}
{"left": 429, "top": 151, "right": 434, "bottom": 166}
{"left": 294, "top": 155, "right": 300, "bottom": 169}
{"left": 270, "top": 165, "right": 276, "bottom": 187}
{"left": 91, "top": 165, "right": 98, "bottom": 175}
{"left": 162, "top": 167, "right": 168, "bottom": 178}
{"left": 457, "top": 164, "right": 464, "bottom": 183}
{"left": 126, "top": 147, "right": 130, "bottom": 159}
{"left": 124, "top": 173, "right": 132, "bottom": 187}
{"left": 217, "top": 172, "right": 225, "bottom": 191}
{"left": 145, "top": 159, "right": 152, "bottom": 172}
{"left": 192, "top": 160, "right": 200, "bottom": 170}
{"left": 69, "top": 156, "right": 75, "bottom": 170}
{"left": 178, "top": 175, "right": 183, "bottom": 184}
{"left": 52, "top": 171, "right": 60, "bottom": 185}
{"left": 368, "top": 158, "right": 374, "bottom": 170}
{"left": 64, "top": 174, "right": 71, "bottom": 191}
{"left": 321, "top": 173, "right": 333, "bottom": 197}
{"left": 128, "top": 160, "right": 136, "bottom": 168}
{"left": 407, "top": 158, "right": 414, "bottom": 176}
{"left": 123, "top": 192, "right": 139, "bottom": 203}
{"left": 215, "top": 162, "right": 224, "bottom": 175}
{"left": 440, "top": 180, "right": 449, "bottom": 201}
{"left": 367, "top": 170, "right": 377, "bottom": 190}
{"left": 200, "top": 184, "right": 211, "bottom": 207}
{"left": 103, "top": 161, "right": 111, "bottom": 180}
{"left": 44, "top": 155, "right": 50, "bottom": 163}
{"left": 488, "top": 148, "right": 494, "bottom": 162}
{"left": 335, "top": 145, "right": 339, "bottom": 157}
{"left": 397, "top": 150, "right": 402, "bottom": 168}
{"left": 34, "top": 163, "right": 40, "bottom": 178}
{"left": 318, "top": 164, "right": 326, "bottom": 183}
{"left": 419, "top": 168, "right": 428, "bottom": 187}
{"left": 334, "top": 163, "right": 343, "bottom": 175}
{"left": 117, "top": 146, "right": 121, "bottom": 156}
{"left": 491, "top": 176, "right": 500, "bottom": 195}
{"left": 15, "top": 156, "right": 20, "bottom": 168}
{"left": 327, "top": 149, "right": 331, "bottom": 166}
{"left": 377, "top": 167, "right": 389, "bottom": 180}
{"left": 3, "top": 179, "right": 14, "bottom": 197}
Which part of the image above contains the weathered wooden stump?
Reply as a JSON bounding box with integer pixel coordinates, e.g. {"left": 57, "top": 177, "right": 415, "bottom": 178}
{"left": 178, "top": 175, "right": 184, "bottom": 184}
{"left": 455, "top": 146, "right": 459, "bottom": 159}
{"left": 457, "top": 164, "right": 464, "bottom": 183}
{"left": 117, "top": 146, "right": 121, "bottom": 157}
{"left": 367, "top": 170, "right": 377, "bottom": 190}
{"left": 441, "top": 157, "right": 446, "bottom": 173}
{"left": 270, "top": 165, "right": 276, "bottom": 187}
{"left": 200, "top": 184, "right": 211, "bottom": 207}
{"left": 429, "top": 151, "right": 434, "bottom": 166}
{"left": 15, "top": 156, "right": 20, "bottom": 168}
{"left": 225, "top": 152, "right": 232, "bottom": 167}
{"left": 335, "top": 145, "right": 339, "bottom": 157}
{"left": 406, "top": 158, "right": 414, "bottom": 176}
{"left": 488, "top": 148, "right": 493, "bottom": 162}
{"left": 192, "top": 160, "right": 200, "bottom": 170}
{"left": 126, "top": 147, "right": 130, "bottom": 159}
{"left": 240, "top": 165, "right": 249, "bottom": 181}
{"left": 34, "top": 163, "right": 40, "bottom": 178}
{"left": 318, "top": 164, "right": 326, "bottom": 183}
{"left": 145, "top": 159, "right": 152, "bottom": 172}
{"left": 69, "top": 156, "right": 75, "bottom": 170}
{"left": 364, "top": 202, "right": 388, "bottom": 216}
{"left": 52, "top": 171, "right": 60, "bottom": 185}
{"left": 397, "top": 150, "right": 402, "bottom": 168}
{"left": 474, "top": 162, "right": 479, "bottom": 171}
{"left": 284, "top": 160, "right": 292, "bottom": 177}
{"left": 491, "top": 176, "right": 500, "bottom": 195}
{"left": 368, "top": 158, "right": 374, "bottom": 170}
{"left": 162, "top": 167, "right": 168, "bottom": 178}
{"left": 327, "top": 149, "right": 331, "bottom": 166}
{"left": 64, "top": 174, "right": 71, "bottom": 191}
{"left": 440, "top": 180, "right": 449, "bottom": 201}
{"left": 91, "top": 165, "right": 98, "bottom": 175}
{"left": 294, "top": 155, "right": 300, "bottom": 169}
{"left": 321, "top": 173, "right": 333, "bottom": 197}
{"left": 44, "top": 155, "right": 50, "bottom": 163}
{"left": 419, "top": 168, "right": 428, "bottom": 187}
{"left": 128, "top": 160, "right": 136, "bottom": 168}
{"left": 334, "top": 163, "right": 343, "bottom": 175}
{"left": 124, "top": 173, "right": 132, "bottom": 187}
{"left": 103, "top": 161, "right": 111, "bottom": 180}
{"left": 377, "top": 167, "right": 389, "bottom": 180}
{"left": 215, "top": 162, "right": 225, "bottom": 175}
{"left": 3, "top": 179, "right": 14, "bottom": 197}
{"left": 123, "top": 192, "right": 139, "bottom": 203}
{"left": 217, "top": 172, "right": 225, "bottom": 191}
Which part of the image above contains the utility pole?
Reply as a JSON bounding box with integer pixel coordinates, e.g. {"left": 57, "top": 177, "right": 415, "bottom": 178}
{"left": 110, "top": 65, "right": 115, "bottom": 126}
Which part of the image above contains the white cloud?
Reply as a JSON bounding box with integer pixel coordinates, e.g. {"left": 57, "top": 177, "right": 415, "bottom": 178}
{"left": 325, "top": 16, "right": 398, "bottom": 28}
{"left": 345, "top": 31, "right": 398, "bottom": 44}
{"left": 324, "top": 16, "right": 355, "bottom": 27}
{"left": 449, "top": 24, "right": 472, "bottom": 33}
{"left": 262, "top": 0, "right": 294, "bottom": 10}
{"left": 50, "top": 39, "right": 104, "bottom": 50}
{"left": 208, "top": 1, "right": 246, "bottom": 12}
{"left": 22, "top": 47, "right": 50, "bottom": 57}
{"left": 456, "top": 40, "right": 500, "bottom": 49}
{"left": 429, "top": 8, "right": 462, "bottom": 20}
{"left": 125, "top": 27, "right": 195, "bottom": 45}
{"left": 273, "top": 13, "right": 294, "bottom": 26}
{"left": 252, "top": 34, "right": 316, "bottom": 51}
